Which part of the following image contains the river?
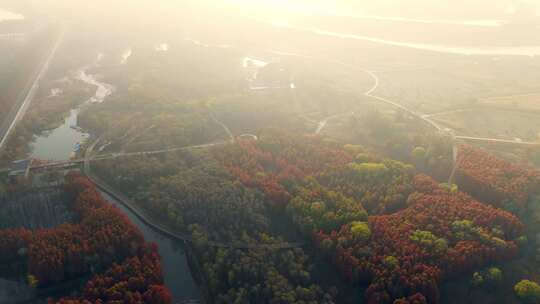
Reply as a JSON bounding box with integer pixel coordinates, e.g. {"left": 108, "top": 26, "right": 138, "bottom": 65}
{"left": 27, "top": 52, "right": 199, "bottom": 303}
{"left": 101, "top": 192, "right": 200, "bottom": 302}
{"left": 30, "top": 54, "right": 113, "bottom": 161}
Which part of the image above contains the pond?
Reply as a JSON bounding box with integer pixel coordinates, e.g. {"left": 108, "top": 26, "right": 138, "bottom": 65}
{"left": 30, "top": 54, "right": 114, "bottom": 161}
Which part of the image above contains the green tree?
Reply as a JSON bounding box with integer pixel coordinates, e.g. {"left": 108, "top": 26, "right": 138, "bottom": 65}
{"left": 485, "top": 267, "right": 502, "bottom": 283}
{"left": 27, "top": 275, "right": 39, "bottom": 288}
{"left": 350, "top": 221, "right": 371, "bottom": 242}
{"left": 384, "top": 256, "right": 399, "bottom": 269}
{"left": 411, "top": 146, "right": 427, "bottom": 168}
{"left": 514, "top": 280, "right": 540, "bottom": 303}
{"left": 471, "top": 272, "right": 484, "bottom": 287}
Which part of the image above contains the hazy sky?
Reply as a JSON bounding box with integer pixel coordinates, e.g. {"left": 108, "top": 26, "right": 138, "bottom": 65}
{"left": 1, "top": 0, "right": 539, "bottom": 30}
{"left": 3, "top": 0, "right": 538, "bottom": 18}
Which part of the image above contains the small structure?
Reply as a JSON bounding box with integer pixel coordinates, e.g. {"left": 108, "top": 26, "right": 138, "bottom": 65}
{"left": 8, "top": 159, "right": 32, "bottom": 183}
{"left": 238, "top": 134, "right": 259, "bottom": 141}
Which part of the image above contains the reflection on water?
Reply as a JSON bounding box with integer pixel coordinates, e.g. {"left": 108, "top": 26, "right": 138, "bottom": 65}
{"left": 31, "top": 109, "right": 89, "bottom": 161}
{"left": 77, "top": 54, "right": 114, "bottom": 104}
{"left": 100, "top": 192, "right": 200, "bottom": 302}
{"left": 31, "top": 54, "right": 115, "bottom": 161}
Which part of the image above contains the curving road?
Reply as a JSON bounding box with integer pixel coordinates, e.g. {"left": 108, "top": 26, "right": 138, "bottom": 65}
{"left": 359, "top": 68, "right": 443, "bottom": 132}
{"left": 315, "top": 112, "right": 354, "bottom": 134}
{"left": 210, "top": 112, "right": 235, "bottom": 142}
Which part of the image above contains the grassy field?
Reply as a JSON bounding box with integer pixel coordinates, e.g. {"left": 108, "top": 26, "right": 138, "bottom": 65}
{"left": 479, "top": 93, "right": 540, "bottom": 111}
{"left": 433, "top": 109, "right": 540, "bottom": 140}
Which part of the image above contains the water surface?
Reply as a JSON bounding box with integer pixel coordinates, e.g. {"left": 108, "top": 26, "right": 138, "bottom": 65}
{"left": 101, "top": 192, "right": 200, "bottom": 302}
{"left": 30, "top": 109, "right": 89, "bottom": 161}
{"left": 31, "top": 54, "right": 115, "bottom": 161}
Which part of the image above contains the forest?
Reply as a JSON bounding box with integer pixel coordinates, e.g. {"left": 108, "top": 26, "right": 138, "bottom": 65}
{"left": 0, "top": 173, "right": 172, "bottom": 303}
{"left": 89, "top": 128, "right": 540, "bottom": 303}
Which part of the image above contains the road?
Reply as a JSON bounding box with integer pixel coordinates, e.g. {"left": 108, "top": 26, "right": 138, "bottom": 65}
{"left": 455, "top": 135, "right": 540, "bottom": 146}
{"left": 422, "top": 108, "right": 474, "bottom": 118}
{"left": 0, "top": 28, "right": 65, "bottom": 151}
{"left": 360, "top": 68, "right": 443, "bottom": 132}
{"left": 315, "top": 63, "right": 443, "bottom": 135}
{"left": 183, "top": 30, "right": 540, "bottom": 147}
{"left": 315, "top": 112, "right": 354, "bottom": 134}
{"left": 210, "top": 112, "right": 235, "bottom": 142}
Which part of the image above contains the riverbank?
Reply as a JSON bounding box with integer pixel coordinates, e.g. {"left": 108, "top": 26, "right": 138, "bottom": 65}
{"left": 0, "top": 53, "right": 114, "bottom": 165}
{"left": 88, "top": 172, "right": 200, "bottom": 302}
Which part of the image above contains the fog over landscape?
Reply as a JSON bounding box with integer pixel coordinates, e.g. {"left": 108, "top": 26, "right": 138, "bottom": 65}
{"left": 2, "top": 1, "right": 540, "bottom": 304}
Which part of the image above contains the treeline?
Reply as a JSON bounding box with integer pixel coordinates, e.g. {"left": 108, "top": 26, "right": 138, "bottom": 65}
{"left": 336, "top": 109, "right": 455, "bottom": 181}
{"left": 0, "top": 173, "right": 172, "bottom": 303}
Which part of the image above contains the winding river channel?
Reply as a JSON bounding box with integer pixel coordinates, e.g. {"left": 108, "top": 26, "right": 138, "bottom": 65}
{"left": 101, "top": 192, "right": 200, "bottom": 302}
{"left": 31, "top": 54, "right": 113, "bottom": 161}
{"left": 23, "top": 52, "right": 200, "bottom": 302}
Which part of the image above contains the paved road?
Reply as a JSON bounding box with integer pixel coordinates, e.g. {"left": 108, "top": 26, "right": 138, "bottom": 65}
{"left": 315, "top": 64, "right": 443, "bottom": 134}
{"left": 210, "top": 112, "right": 235, "bottom": 142}
{"left": 423, "top": 108, "right": 474, "bottom": 118}
{"left": 28, "top": 141, "right": 230, "bottom": 171}
{"left": 455, "top": 135, "right": 540, "bottom": 146}
{"left": 186, "top": 31, "right": 538, "bottom": 147}
{"left": 315, "top": 112, "right": 354, "bottom": 134}
{"left": 0, "top": 28, "right": 65, "bottom": 151}
{"left": 360, "top": 68, "right": 443, "bottom": 132}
